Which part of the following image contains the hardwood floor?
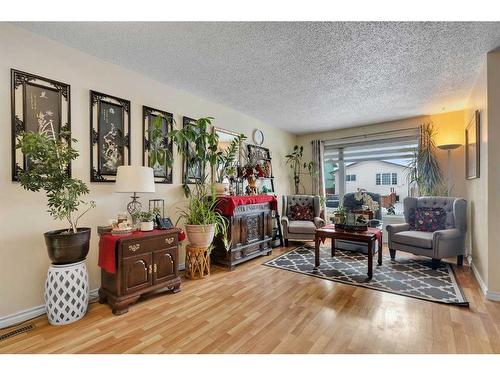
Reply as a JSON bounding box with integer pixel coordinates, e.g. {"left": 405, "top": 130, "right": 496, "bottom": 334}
{"left": 1, "top": 243, "right": 500, "bottom": 354}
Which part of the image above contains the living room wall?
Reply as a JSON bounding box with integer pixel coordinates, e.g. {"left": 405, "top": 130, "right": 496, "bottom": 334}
{"left": 0, "top": 23, "right": 296, "bottom": 319}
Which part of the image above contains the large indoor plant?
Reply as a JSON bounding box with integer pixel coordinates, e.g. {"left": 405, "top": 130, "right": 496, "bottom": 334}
{"left": 406, "top": 123, "right": 446, "bottom": 196}
{"left": 168, "top": 117, "right": 228, "bottom": 247}
{"left": 285, "top": 145, "right": 316, "bottom": 194}
{"left": 16, "top": 125, "right": 95, "bottom": 264}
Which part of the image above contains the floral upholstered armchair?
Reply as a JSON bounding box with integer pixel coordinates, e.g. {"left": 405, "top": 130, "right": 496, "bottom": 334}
{"left": 281, "top": 195, "right": 325, "bottom": 246}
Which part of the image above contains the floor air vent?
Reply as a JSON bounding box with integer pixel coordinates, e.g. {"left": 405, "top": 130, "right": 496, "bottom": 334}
{"left": 0, "top": 324, "right": 35, "bottom": 341}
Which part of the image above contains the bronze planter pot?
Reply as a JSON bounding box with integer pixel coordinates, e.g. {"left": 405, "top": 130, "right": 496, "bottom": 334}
{"left": 44, "top": 228, "right": 91, "bottom": 265}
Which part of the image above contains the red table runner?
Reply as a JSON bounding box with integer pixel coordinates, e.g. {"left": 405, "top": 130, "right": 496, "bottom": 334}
{"left": 98, "top": 229, "right": 184, "bottom": 274}
{"left": 321, "top": 224, "right": 383, "bottom": 244}
{"left": 216, "top": 195, "right": 278, "bottom": 216}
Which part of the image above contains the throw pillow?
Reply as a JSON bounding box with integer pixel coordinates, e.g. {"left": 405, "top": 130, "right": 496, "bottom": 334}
{"left": 289, "top": 204, "right": 314, "bottom": 221}
{"left": 415, "top": 207, "right": 446, "bottom": 232}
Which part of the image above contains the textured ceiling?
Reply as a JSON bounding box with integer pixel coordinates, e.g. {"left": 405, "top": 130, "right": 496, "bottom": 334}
{"left": 16, "top": 22, "right": 500, "bottom": 134}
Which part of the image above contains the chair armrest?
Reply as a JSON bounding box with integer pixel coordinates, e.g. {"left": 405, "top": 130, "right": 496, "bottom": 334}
{"left": 386, "top": 223, "right": 410, "bottom": 234}
{"left": 433, "top": 228, "right": 462, "bottom": 242}
{"left": 314, "top": 217, "right": 325, "bottom": 228}
{"left": 281, "top": 216, "right": 290, "bottom": 229}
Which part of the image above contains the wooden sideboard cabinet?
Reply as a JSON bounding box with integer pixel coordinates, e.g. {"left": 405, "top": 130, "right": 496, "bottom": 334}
{"left": 212, "top": 202, "right": 273, "bottom": 270}
{"left": 98, "top": 229, "right": 181, "bottom": 315}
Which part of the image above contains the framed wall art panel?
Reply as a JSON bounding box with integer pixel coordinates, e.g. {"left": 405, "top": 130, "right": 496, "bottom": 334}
{"left": 143, "top": 106, "right": 174, "bottom": 184}
{"left": 182, "top": 116, "right": 205, "bottom": 184}
{"left": 465, "top": 110, "right": 480, "bottom": 180}
{"left": 11, "top": 69, "right": 71, "bottom": 181}
{"left": 90, "top": 90, "right": 130, "bottom": 182}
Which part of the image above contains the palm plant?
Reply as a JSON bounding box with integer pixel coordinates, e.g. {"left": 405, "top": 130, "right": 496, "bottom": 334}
{"left": 406, "top": 123, "right": 446, "bottom": 196}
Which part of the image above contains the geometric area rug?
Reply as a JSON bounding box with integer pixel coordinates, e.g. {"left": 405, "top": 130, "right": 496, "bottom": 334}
{"left": 263, "top": 245, "right": 468, "bottom": 306}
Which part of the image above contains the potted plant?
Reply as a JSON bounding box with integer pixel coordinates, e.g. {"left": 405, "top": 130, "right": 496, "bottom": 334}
{"left": 16, "top": 125, "right": 95, "bottom": 265}
{"left": 215, "top": 133, "right": 246, "bottom": 195}
{"left": 334, "top": 206, "right": 347, "bottom": 225}
{"left": 285, "top": 145, "right": 317, "bottom": 194}
{"left": 139, "top": 211, "right": 155, "bottom": 232}
{"left": 168, "top": 117, "right": 228, "bottom": 247}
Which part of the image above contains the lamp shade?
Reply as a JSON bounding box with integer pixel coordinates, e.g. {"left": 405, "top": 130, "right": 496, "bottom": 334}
{"left": 115, "top": 166, "right": 155, "bottom": 193}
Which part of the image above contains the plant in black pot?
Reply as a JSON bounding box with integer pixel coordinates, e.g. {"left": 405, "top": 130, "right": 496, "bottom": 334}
{"left": 16, "top": 126, "right": 95, "bottom": 265}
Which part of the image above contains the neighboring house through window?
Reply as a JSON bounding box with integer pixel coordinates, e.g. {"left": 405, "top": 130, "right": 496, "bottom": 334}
{"left": 346, "top": 174, "right": 356, "bottom": 182}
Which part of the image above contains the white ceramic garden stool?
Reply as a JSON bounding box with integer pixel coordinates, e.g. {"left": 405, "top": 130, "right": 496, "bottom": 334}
{"left": 44, "top": 260, "right": 89, "bottom": 325}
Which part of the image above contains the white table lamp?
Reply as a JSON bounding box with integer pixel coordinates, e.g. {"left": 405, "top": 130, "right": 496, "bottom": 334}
{"left": 115, "top": 166, "right": 155, "bottom": 215}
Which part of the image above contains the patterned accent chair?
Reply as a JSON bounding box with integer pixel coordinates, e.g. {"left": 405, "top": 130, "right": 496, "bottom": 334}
{"left": 386, "top": 196, "right": 467, "bottom": 269}
{"left": 336, "top": 192, "right": 382, "bottom": 254}
{"left": 281, "top": 195, "right": 325, "bottom": 246}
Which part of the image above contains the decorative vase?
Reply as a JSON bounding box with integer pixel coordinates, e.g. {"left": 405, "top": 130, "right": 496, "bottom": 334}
{"left": 185, "top": 224, "right": 215, "bottom": 247}
{"left": 140, "top": 221, "right": 154, "bottom": 232}
{"left": 44, "top": 228, "right": 91, "bottom": 265}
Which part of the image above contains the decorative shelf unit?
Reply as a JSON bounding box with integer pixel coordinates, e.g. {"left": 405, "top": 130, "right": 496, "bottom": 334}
{"left": 246, "top": 144, "right": 283, "bottom": 247}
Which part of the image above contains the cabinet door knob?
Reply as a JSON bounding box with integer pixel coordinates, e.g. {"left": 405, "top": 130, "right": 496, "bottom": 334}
{"left": 148, "top": 264, "right": 152, "bottom": 274}
{"left": 165, "top": 237, "right": 174, "bottom": 245}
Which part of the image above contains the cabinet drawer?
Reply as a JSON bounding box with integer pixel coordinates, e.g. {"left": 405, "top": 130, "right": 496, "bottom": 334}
{"left": 121, "top": 234, "right": 177, "bottom": 257}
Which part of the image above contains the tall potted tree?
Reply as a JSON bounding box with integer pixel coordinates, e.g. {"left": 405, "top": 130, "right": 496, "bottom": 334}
{"left": 16, "top": 126, "right": 95, "bottom": 264}
{"left": 168, "top": 117, "right": 228, "bottom": 247}
{"left": 285, "top": 145, "right": 316, "bottom": 194}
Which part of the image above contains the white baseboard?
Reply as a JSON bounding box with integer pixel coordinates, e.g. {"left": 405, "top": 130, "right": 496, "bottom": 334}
{"left": 471, "top": 262, "right": 487, "bottom": 295}
{"left": 470, "top": 262, "right": 500, "bottom": 301}
{"left": 0, "top": 288, "right": 99, "bottom": 329}
{"left": 486, "top": 290, "right": 500, "bottom": 301}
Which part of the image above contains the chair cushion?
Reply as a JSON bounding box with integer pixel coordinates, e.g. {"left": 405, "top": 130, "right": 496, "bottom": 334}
{"left": 289, "top": 204, "right": 314, "bottom": 221}
{"left": 392, "top": 230, "right": 433, "bottom": 249}
{"left": 415, "top": 207, "right": 446, "bottom": 232}
{"left": 288, "top": 220, "right": 317, "bottom": 234}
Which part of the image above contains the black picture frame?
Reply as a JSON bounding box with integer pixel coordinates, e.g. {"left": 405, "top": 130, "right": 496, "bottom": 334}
{"left": 11, "top": 69, "right": 71, "bottom": 181}
{"left": 90, "top": 90, "right": 131, "bottom": 182}
{"left": 182, "top": 116, "right": 205, "bottom": 184}
{"left": 143, "top": 106, "right": 174, "bottom": 184}
{"left": 465, "top": 110, "right": 480, "bottom": 180}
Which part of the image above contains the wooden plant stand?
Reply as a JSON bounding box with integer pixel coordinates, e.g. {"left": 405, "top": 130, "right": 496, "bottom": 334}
{"left": 185, "top": 245, "right": 211, "bottom": 279}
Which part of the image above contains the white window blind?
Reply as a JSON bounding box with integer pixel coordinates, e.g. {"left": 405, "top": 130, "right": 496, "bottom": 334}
{"left": 324, "top": 128, "right": 419, "bottom": 163}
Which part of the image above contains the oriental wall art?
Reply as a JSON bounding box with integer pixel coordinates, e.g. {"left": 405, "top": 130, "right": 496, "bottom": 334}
{"left": 11, "top": 69, "right": 71, "bottom": 181}
{"left": 142, "top": 106, "right": 174, "bottom": 184}
{"left": 90, "top": 90, "right": 130, "bottom": 182}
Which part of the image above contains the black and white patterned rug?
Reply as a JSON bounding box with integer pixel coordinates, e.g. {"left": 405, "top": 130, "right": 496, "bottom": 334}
{"left": 263, "top": 245, "right": 468, "bottom": 306}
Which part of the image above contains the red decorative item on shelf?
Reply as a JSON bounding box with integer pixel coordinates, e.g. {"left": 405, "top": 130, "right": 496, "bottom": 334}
{"left": 178, "top": 230, "right": 186, "bottom": 242}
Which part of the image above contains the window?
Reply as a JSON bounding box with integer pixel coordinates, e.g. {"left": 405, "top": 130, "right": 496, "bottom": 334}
{"left": 392, "top": 173, "right": 398, "bottom": 185}
{"left": 346, "top": 174, "right": 356, "bottom": 182}
{"left": 381, "top": 173, "right": 391, "bottom": 185}
{"left": 376, "top": 172, "right": 397, "bottom": 185}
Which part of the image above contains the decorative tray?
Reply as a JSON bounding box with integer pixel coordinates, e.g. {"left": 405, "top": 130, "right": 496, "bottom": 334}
{"left": 111, "top": 227, "right": 134, "bottom": 236}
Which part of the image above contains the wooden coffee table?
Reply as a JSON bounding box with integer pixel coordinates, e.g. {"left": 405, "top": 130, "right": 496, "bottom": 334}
{"left": 314, "top": 225, "right": 382, "bottom": 279}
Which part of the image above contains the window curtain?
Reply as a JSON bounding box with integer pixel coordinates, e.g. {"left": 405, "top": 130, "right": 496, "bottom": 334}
{"left": 311, "top": 140, "right": 326, "bottom": 216}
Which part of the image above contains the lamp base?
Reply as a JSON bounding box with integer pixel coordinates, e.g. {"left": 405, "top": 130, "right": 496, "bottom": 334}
{"left": 127, "top": 193, "right": 142, "bottom": 219}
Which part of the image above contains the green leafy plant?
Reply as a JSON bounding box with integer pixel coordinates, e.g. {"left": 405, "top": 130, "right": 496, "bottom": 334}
{"left": 285, "top": 145, "right": 316, "bottom": 194}
{"left": 216, "top": 133, "right": 247, "bottom": 183}
{"left": 148, "top": 116, "right": 172, "bottom": 173}
{"left": 139, "top": 210, "right": 155, "bottom": 222}
{"left": 168, "top": 117, "right": 219, "bottom": 197}
{"left": 167, "top": 117, "right": 229, "bottom": 247}
{"left": 16, "top": 127, "right": 95, "bottom": 234}
{"left": 406, "top": 123, "right": 446, "bottom": 196}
